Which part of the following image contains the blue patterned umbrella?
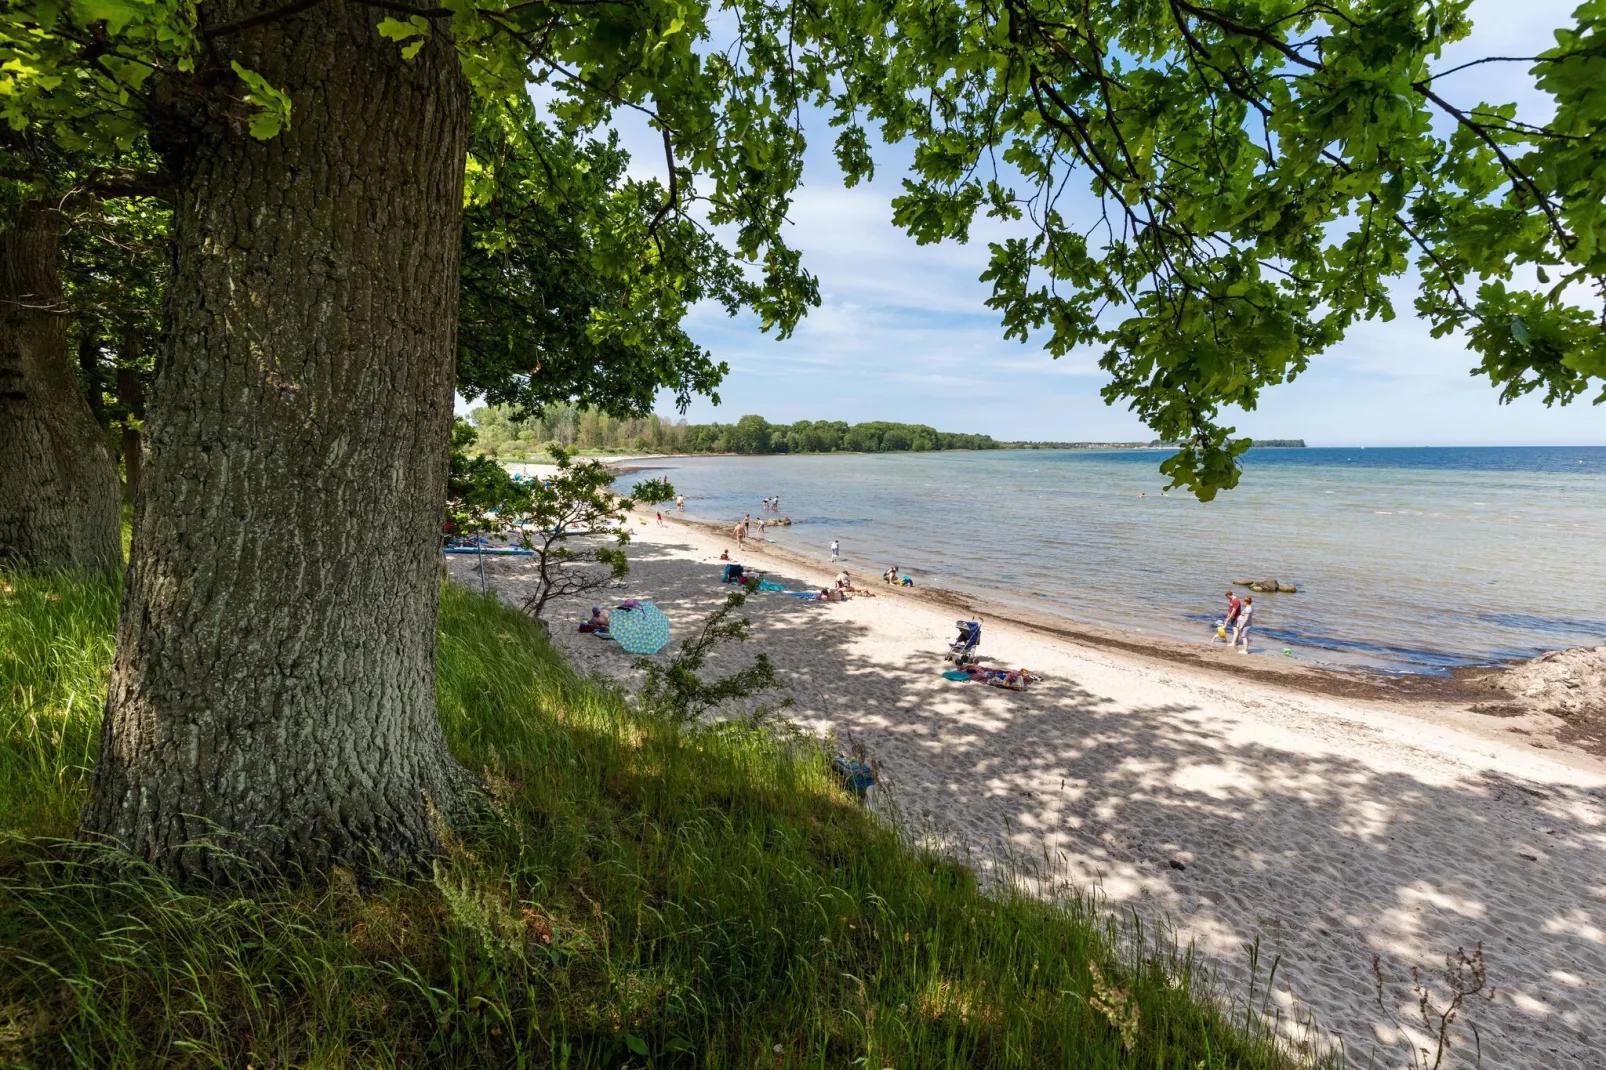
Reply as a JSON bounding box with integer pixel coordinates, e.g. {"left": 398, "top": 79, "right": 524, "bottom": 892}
{"left": 610, "top": 602, "right": 671, "bottom": 655}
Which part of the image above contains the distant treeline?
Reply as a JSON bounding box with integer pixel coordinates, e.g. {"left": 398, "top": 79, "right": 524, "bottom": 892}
{"left": 999, "top": 438, "right": 1307, "bottom": 449}
{"left": 467, "top": 404, "right": 999, "bottom": 456}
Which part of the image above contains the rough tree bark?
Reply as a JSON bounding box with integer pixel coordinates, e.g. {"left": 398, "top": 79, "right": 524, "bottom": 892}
{"left": 84, "top": 2, "right": 478, "bottom": 881}
{"left": 0, "top": 204, "right": 124, "bottom": 574}
{"left": 115, "top": 326, "right": 144, "bottom": 507}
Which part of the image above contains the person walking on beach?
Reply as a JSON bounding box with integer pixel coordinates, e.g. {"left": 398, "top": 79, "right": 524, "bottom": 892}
{"left": 655, "top": 511, "right": 664, "bottom": 526}
{"left": 733, "top": 522, "right": 746, "bottom": 549}
{"left": 830, "top": 539, "right": 840, "bottom": 562}
{"left": 1215, "top": 590, "right": 1242, "bottom": 643}
{"left": 1232, "top": 596, "right": 1254, "bottom": 653}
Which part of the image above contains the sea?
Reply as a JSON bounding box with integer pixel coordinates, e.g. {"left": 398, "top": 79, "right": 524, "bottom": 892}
{"left": 621, "top": 447, "right": 1606, "bottom": 674}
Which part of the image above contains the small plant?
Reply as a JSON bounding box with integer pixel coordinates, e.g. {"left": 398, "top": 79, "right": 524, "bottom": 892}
{"left": 636, "top": 592, "right": 779, "bottom": 723}
{"left": 444, "top": 423, "right": 674, "bottom": 619}
{"left": 1372, "top": 943, "right": 1494, "bottom": 1069}
{"left": 1088, "top": 960, "right": 1140, "bottom": 1053}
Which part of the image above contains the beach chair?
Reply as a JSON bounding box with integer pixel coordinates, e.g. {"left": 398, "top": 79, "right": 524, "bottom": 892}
{"left": 945, "top": 620, "right": 981, "bottom": 665}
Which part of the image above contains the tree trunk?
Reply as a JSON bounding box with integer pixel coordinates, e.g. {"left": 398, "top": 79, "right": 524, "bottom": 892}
{"left": 79, "top": 334, "right": 108, "bottom": 430}
{"left": 84, "top": 2, "right": 477, "bottom": 882}
{"left": 0, "top": 204, "right": 124, "bottom": 574}
{"left": 115, "top": 326, "right": 144, "bottom": 507}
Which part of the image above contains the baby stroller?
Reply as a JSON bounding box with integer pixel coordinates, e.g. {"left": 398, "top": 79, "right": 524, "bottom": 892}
{"left": 945, "top": 620, "right": 981, "bottom": 665}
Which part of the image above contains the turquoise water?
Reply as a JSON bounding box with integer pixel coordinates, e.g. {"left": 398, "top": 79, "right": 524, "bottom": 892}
{"left": 627, "top": 447, "right": 1606, "bottom": 673}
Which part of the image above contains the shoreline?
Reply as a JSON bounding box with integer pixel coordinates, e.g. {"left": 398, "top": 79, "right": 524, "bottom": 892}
{"left": 448, "top": 513, "right": 1606, "bottom": 1067}
{"left": 665, "top": 513, "right": 1602, "bottom": 754}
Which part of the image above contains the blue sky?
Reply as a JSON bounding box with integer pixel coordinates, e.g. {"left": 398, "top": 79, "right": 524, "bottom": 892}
{"left": 490, "top": 0, "right": 1605, "bottom": 446}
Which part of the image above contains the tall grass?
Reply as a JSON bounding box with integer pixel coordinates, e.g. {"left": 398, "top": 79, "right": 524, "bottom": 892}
{"left": 0, "top": 571, "right": 1324, "bottom": 1068}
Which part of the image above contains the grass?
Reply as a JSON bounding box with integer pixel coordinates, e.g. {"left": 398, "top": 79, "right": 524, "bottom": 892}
{"left": 0, "top": 569, "right": 1324, "bottom": 1068}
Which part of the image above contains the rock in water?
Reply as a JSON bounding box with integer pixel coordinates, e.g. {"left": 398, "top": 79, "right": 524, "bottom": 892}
{"left": 1277, "top": 583, "right": 1298, "bottom": 593}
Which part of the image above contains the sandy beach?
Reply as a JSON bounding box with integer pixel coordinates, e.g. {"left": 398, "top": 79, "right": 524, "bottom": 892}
{"left": 447, "top": 512, "right": 1606, "bottom": 1067}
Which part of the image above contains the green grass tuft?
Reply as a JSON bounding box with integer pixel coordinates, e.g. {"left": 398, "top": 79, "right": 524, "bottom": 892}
{"left": 1, "top": 572, "right": 1323, "bottom": 1067}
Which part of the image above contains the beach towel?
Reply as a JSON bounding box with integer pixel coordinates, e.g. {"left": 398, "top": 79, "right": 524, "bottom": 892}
{"left": 830, "top": 756, "right": 877, "bottom": 801}
{"left": 941, "top": 670, "right": 973, "bottom": 681}
{"left": 757, "top": 579, "right": 787, "bottom": 592}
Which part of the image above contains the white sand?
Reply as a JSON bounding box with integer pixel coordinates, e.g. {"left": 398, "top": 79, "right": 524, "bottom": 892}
{"left": 448, "top": 514, "right": 1606, "bottom": 1068}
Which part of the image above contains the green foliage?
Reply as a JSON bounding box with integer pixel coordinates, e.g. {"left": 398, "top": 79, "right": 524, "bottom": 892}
{"left": 1, "top": 0, "right": 824, "bottom": 346}
{"left": 457, "top": 98, "right": 800, "bottom": 419}
{"left": 813, "top": 0, "right": 1606, "bottom": 497}
{"left": 0, "top": 573, "right": 1318, "bottom": 1068}
{"left": 446, "top": 418, "right": 528, "bottom": 541}
{"left": 0, "top": 570, "right": 118, "bottom": 838}
{"left": 637, "top": 591, "right": 779, "bottom": 724}
{"left": 7, "top": 0, "right": 1604, "bottom": 502}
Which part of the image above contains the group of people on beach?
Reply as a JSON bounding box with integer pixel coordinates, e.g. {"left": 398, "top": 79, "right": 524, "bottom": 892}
{"left": 1213, "top": 590, "right": 1255, "bottom": 652}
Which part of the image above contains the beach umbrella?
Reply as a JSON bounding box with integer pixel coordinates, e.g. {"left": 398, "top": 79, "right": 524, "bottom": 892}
{"left": 611, "top": 602, "right": 672, "bottom": 655}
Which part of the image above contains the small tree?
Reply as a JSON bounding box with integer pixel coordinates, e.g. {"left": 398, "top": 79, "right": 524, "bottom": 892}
{"left": 637, "top": 591, "right": 779, "bottom": 724}
{"left": 507, "top": 448, "right": 673, "bottom": 620}
{"left": 445, "top": 419, "right": 527, "bottom": 544}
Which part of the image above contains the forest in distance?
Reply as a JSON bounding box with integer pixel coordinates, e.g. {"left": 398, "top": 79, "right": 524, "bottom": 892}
{"left": 466, "top": 404, "right": 1305, "bottom": 458}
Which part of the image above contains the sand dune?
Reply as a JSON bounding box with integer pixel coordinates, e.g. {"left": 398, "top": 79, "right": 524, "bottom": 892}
{"left": 448, "top": 515, "right": 1606, "bottom": 1068}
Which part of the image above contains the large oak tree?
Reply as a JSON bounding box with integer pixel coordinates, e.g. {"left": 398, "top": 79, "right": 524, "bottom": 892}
{"left": 3, "top": 0, "right": 824, "bottom": 880}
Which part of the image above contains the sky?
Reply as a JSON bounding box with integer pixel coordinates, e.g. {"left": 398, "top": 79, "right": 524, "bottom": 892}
{"left": 482, "top": 0, "right": 1605, "bottom": 447}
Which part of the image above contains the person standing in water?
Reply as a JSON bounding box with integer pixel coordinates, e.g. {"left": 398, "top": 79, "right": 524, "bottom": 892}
{"left": 1232, "top": 596, "right": 1254, "bottom": 653}
{"left": 830, "top": 539, "right": 840, "bottom": 562}
{"left": 1215, "top": 590, "right": 1241, "bottom": 643}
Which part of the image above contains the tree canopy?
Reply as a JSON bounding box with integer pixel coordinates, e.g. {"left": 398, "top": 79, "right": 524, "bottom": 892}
{"left": 815, "top": 0, "right": 1606, "bottom": 495}
{"left": 7, "top": 2, "right": 1603, "bottom": 497}
{"left": 456, "top": 98, "right": 787, "bottom": 418}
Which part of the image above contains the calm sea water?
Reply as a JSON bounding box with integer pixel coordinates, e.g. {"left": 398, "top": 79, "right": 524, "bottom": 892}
{"left": 624, "top": 447, "right": 1606, "bottom": 673}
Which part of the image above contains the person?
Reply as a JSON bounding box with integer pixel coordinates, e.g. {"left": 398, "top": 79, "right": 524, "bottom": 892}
{"left": 1233, "top": 596, "right": 1254, "bottom": 653}
{"left": 1215, "top": 590, "right": 1241, "bottom": 643}
{"left": 676, "top": 495, "right": 684, "bottom": 511}
{"left": 883, "top": 566, "right": 898, "bottom": 584}
{"left": 719, "top": 549, "right": 730, "bottom": 561}
{"left": 655, "top": 511, "right": 664, "bottom": 526}
{"left": 758, "top": 518, "right": 768, "bottom": 534}
{"left": 744, "top": 512, "right": 752, "bottom": 532}
{"left": 772, "top": 495, "right": 779, "bottom": 511}
{"left": 830, "top": 539, "right": 840, "bottom": 562}
{"left": 836, "top": 570, "right": 853, "bottom": 591}
{"left": 733, "top": 522, "right": 746, "bottom": 549}
{"left": 580, "top": 606, "right": 611, "bottom": 633}
{"left": 900, "top": 573, "right": 914, "bottom": 587}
